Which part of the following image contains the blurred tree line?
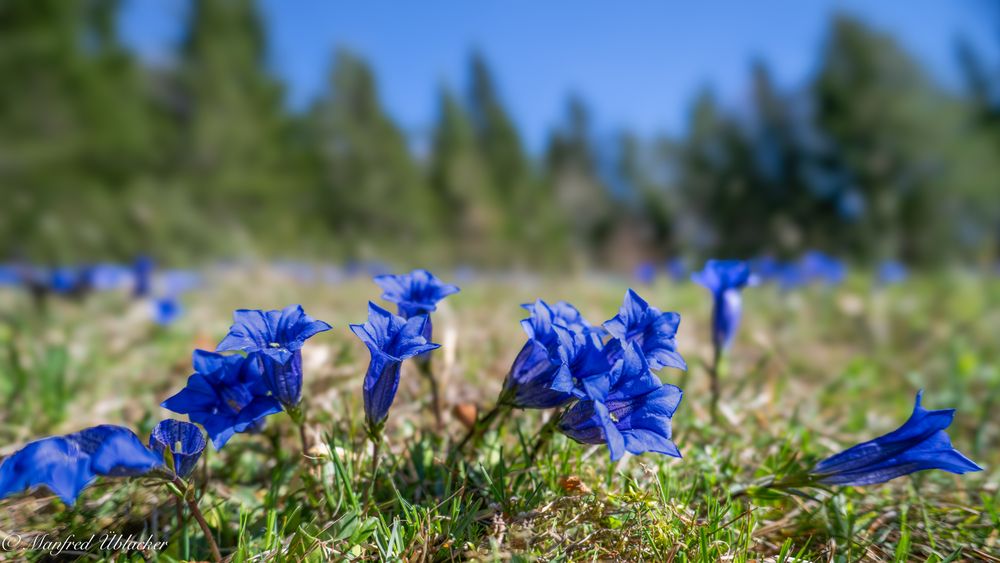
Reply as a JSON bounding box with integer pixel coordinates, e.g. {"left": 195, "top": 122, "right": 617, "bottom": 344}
{"left": 1, "top": 0, "right": 998, "bottom": 268}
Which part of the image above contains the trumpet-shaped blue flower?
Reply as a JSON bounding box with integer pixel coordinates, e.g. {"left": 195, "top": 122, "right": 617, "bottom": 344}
{"left": 162, "top": 351, "right": 283, "bottom": 449}
{"left": 374, "top": 269, "right": 460, "bottom": 318}
{"left": 692, "top": 260, "right": 755, "bottom": 351}
{"left": 374, "top": 269, "right": 459, "bottom": 355}
{"left": 503, "top": 300, "right": 606, "bottom": 409}
{"left": 351, "top": 302, "right": 440, "bottom": 428}
{"left": 558, "top": 344, "right": 683, "bottom": 461}
{"left": 216, "top": 305, "right": 332, "bottom": 409}
{"left": 132, "top": 256, "right": 154, "bottom": 297}
{"left": 811, "top": 391, "right": 982, "bottom": 486}
{"left": 502, "top": 339, "right": 568, "bottom": 409}
{"left": 0, "top": 425, "right": 162, "bottom": 505}
{"left": 522, "top": 299, "right": 604, "bottom": 348}
{"left": 148, "top": 419, "right": 206, "bottom": 478}
{"left": 602, "top": 289, "right": 686, "bottom": 372}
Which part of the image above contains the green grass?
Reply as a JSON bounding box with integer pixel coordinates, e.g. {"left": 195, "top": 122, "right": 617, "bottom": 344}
{"left": 0, "top": 269, "right": 997, "bottom": 561}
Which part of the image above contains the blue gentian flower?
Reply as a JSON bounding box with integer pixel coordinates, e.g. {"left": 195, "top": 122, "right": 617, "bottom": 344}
{"left": 374, "top": 269, "right": 460, "bottom": 317}
{"left": 602, "top": 289, "right": 686, "bottom": 372}
{"left": 87, "top": 263, "right": 132, "bottom": 291}
{"left": 877, "top": 260, "right": 908, "bottom": 285}
{"left": 558, "top": 344, "right": 683, "bottom": 461}
{"left": 692, "top": 260, "right": 755, "bottom": 352}
{"left": 551, "top": 324, "right": 613, "bottom": 399}
{"left": 799, "top": 251, "right": 846, "bottom": 286}
{"left": 0, "top": 264, "right": 19, "bottom": 286}
{"left": 152, "top": 296, "right": 182, "bottom": 326}
{"left": 350, "top": 302, "right": 440, "bottom": 428}
{"left": 503, "top": 339, "right": 568, "bottom": 409}
{"left": 216, "top": 305, "right": 332, "bottom": 409}
{"left": 132, "top": 256, "right": 155, "bottom": 297}
{"left": 148, "top": 419, "right": 206, "bottom": 478}
{"left": 503, "top": 299, "right": 605, "bottom": 409}
{"left": 162, "top": 351, "right": 283, "bottom": 449}
{"left": 374, "top": 269, "right": 460, "bottom": 349}
{"left": 0, "top": 425, "right": 162, "bottom": 505}
{"left": 522, "top": 299, "right": 604, "bottom": 347}
{"left": 811, "top": 391, "right": 982, "bottom": 486}
{"left": 50, "top": 266, "right": 92, "bottom": 296}
{"left": 634, "top": 262, "right": 656, "bottom": 285}
{"left": 666, "top": 258, "right": 687, "bottom": 283}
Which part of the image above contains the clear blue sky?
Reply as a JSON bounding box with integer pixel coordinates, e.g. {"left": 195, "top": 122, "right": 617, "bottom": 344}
{"left": 119, "top": 1, "right": 996, "bottom": 151}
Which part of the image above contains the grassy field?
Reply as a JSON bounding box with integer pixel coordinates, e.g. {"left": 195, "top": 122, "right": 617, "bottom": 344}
{"left": 0, "top": 268, "right": 997, "bottom": 561}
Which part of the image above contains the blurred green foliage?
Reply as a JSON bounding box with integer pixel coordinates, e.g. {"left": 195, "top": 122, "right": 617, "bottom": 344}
{"left": 1, "top": 0, "right": 999, "bottom": 267}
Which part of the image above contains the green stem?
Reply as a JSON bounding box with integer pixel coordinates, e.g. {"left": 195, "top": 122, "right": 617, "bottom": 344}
{"left": 709, "top": 345, "right": 723, "bottom": 424}
{"left": 168, "top": 475, "right": 221, "bottom": 563}
{"left": 287, "top": 405, "right": 309, "bottom": 455}
{"left": 417, "top": 359, "right": 443, "bottom": 430}
{"left": 176, "top": 496, "right": 189, "bottom": 561}
{"left": 528, "top": 413, "right": 561, "bottom": 466}
{"left": 455, "top": 391, "right": 514, "bottom": 453}
{"left": 364, "top": 424, "right": 384, "bottom": 508}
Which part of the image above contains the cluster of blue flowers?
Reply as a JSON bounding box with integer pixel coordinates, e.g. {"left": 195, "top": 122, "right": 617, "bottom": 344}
{"left": 0, "top": 264, "right": 983, "bottom": 529}
{"left": 0, "top": 303, "right": 331, "bottom": 511}
{"left": 0, "top": 257, "right": 199, "bottom": 326}
{"left": 492, "top": 289, "right": 686, "bottom": 461}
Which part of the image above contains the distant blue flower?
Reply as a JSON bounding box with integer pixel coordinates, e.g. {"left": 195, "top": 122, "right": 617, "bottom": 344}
{"left": 162, "top": 351, "right": 283, "bottom": 449}
{"left": 132, "top": 256, "right": 155, "bottom": 297}
{"left": 152, "top": 296, "right": 182, "bottom": 326}
{"left": 811, "top": 391, "right": 981, "bottom": 486}
{"left": 374, "top": 269, "right": 460, "bottom": 354}
{"left": 149, "top": 419, "right": 206, "bottom": 478}
{"left": 49, "top": 266, "right": 92, "bottom": 295}
{"left": 162, "top": 269, "right": 201, "bottom": 295}
{"left": 602, "top": 289, "right": 686, "bottom": 372}
{"left": 665, "top": 258, "right": 687, "bottom": 282}
{"left": 558, "top": 344, "right": 683, "bottom": 461}
{"left": 216, "top": 305, "right": 332, "bottom": 409}
{"left": 87, "top": 263, "right": 132, "bottom": 291}
{"left": 877, "top": 260, "right": 908, "bottom": 285}
{"left": 692, "top": 260, "right": 755, "bottom": 352}
{"left": 350, "top": 302, "right": 440, "bottom": 428}
{"left": 0, "top": 425, "right": 162, "bottom": 505}
{"left": 0, "top": 264, "right": 19, "bottom": 286}
{"left": 634, "top": 262, "right": 656, "bottom": 285}
{"left": 374, "top": 269, "right": 460, "bottom": 318}
{"left": 750, "top": 256, "right": 783, "bottom": 283}
{"left": 774, "top": 262, "right": 806, "bottom": 291}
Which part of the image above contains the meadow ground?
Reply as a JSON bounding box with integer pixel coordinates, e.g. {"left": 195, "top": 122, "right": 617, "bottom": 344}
{"left": 0, "top": 268, "right": 997, "bottom": 561}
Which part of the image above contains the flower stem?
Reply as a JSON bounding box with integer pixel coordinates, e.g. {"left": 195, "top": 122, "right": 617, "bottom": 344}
{"left": 176, "top": 496, "right": 189, "bottom": 560}
{"left": 709, "top": 345, "right": 723, "bottom": 423}
{"left": 168, "top": 475, "right": 221, "bottom": 563}
{"left": 287, "top": 405, "right": 310, "bottom": 455}
{"left": 527, "top": 413, "right": 561, "bottom": 466}
{"left": 364, "top": 424, "right": 384, "bottom": 509}
{"left": 417, "top": 358, "right": 444, "bottom": 430}
{"left": 455, "top": 393, "right": 514, "bottom": 454}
